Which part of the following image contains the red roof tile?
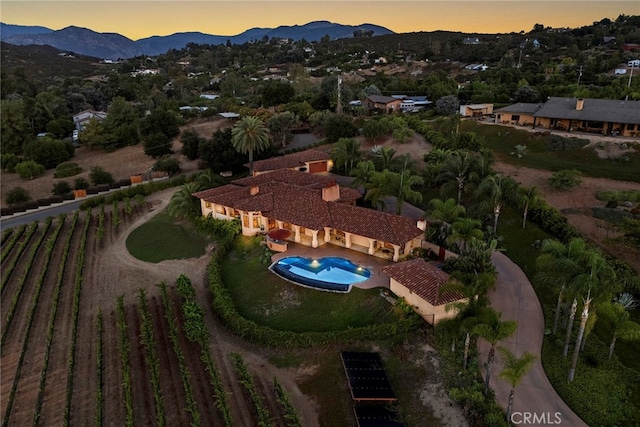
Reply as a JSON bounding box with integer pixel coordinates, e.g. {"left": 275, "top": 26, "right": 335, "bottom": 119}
{"left": 382, "top": 259, "right": 463, "bottom": 306}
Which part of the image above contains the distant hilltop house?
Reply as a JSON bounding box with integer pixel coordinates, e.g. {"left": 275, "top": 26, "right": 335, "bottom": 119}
{"left": 364, "top": 95, "right": 402, "bottom": 113}
{"left": 459, "top": 104, "right": 494, "bottom": 118}
{"left": 462, "top": 37, "right": 480, "bottom": 45}
{"left": 130, "top": 68, "right": 160, "bottom": 77}
{"left": 72, "top": 110, "right": 107, "bottom": 131}
{"left": 495, "top": 97, "right": 640, "bottom": 137}
{"left": 199, "top": 94, "right": 220, "bottom": 100}
{"left": 464, "top": 63, "right": 489, "bottom": 71}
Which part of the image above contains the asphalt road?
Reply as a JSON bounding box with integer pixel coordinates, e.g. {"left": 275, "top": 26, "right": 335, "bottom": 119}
{"left": 0, "top": 199, "right": 85, "bottom": 232}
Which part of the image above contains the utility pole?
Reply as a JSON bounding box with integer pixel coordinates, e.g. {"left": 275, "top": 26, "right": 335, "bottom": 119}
{"left": 336, "top": 74, "right": 342, "bottom": 114}
{"left": 627, "top": 64, "right": 635, "bottom": 101}
{"left": 577, "top": 65, "right": 583, "bottom": 87}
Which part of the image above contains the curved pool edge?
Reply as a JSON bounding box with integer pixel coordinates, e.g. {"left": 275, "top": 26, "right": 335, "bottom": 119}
{"left": 268, "top": 261, "right": 356, "bottom": 293}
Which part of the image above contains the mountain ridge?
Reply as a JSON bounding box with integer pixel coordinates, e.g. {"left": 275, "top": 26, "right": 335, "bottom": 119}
{"left": 1, "top": 21, "right": 394, "bottom": 59}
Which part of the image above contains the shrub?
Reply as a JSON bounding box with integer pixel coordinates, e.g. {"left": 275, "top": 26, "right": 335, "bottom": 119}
{"left": 544, "top": 135, "right": 590, "bottom": 152}
{"left": 52, "top": 181, "right": 73, "bottom": 196}
{"left": 89, "top": 166, "right": 115, "bottom": 186}
{"left": 5, "top": 187, "right": 31, "bottom": 206}
{"left": 1, "top": 153, "right": 22, "bottom": 172}
{"left": 153, "top": 157, "right": 181, "bottom": 176}
{"left": 54, "top": 162, "right": 82, "bottom": 178}
{"left": 22, "top": 138, "right": 74, "bottom": 169}
{"left": 15, "top": 160, "right": 46, "bottom": 179}
{"left": 73, "top": 177, "right": 90, "bottom": 190}
{"left": 548, "top": 169, "right": 582, "bottom": 190}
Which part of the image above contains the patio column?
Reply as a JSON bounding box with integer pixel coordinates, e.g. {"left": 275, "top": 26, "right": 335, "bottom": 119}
{"left": 293, "top": 225, "right": 301, "bottom": 243}
{"left": 311, "top": 230, "right": 319, "bottom": 248}
{"left": 345, "top": 232, "right": 352, "bottom": 248}
{"left": 324, "top": 227, "right": 331, "bottom": 243}
{"left": 276, "top": 220, "right": 283, "bottom": 229}
{"left": 393, "top": 245, "right": 400, "bottom": 262}
{"left": 368, "top": 239, "right": 375, "bottom": 255}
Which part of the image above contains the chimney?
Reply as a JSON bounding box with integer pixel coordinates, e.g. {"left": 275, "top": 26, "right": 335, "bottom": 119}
{"left": 322, "top": 182, "right": 340, "bottom": 202}
{"left": 250, "top": 186, "right": 259, "bottom": 196}
{"left": 416, "top": 219, "right": 427, "bottom": 231}
{"left": 576, "top": 98, "right": 584, "bottom": 111}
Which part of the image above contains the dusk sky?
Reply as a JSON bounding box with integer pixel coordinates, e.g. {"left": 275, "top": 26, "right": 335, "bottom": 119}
{"left": 2, "top": 1, "right": 639, "bottom": 40}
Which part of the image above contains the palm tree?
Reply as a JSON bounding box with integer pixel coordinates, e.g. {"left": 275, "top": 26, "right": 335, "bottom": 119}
{"left": 449, "top": 218, "right": 484, "bottom": 252}
{"left": 366, "top": 169, "right": 423, "bottom": 215}
{"left": 498, "top": 347, "right": 536, "bottom": 422}
{"left": 350, "top": 160, "right": 376, "bottom": 189}
{"left": 168, "top": 181, "right": 203, "bottom": 219}
{"left": 442, "top": 272, "right": 495, "bottom": 370}
{"left": 536, "top": 238, "right": 586, "bottom": 336}
{"left": 568, "top": 250, "right": 617, "bottom": 382}
{"left": 375, "top": 146, "right": 397, "bottom": 171}
{"left": 476, "top": 174, "right": 518, "bottom": 233}
{"left": 473, "top": 308, "right": 518, "bottom": 395}
{"left": 517, "top": 185, "right": 541, "bottom": 229}
{"left": 332, "top": 137, "right": 362, "bottom": 175}
{"left": 231, "top": 116, "right": 270, "bottom": 175}
{"left": 599, "top": 302, "right": 640, "bottom": 360}
{"left": 437, "top": 150, "right": 477, "bottom": 206}
{"left": 427, "top": 198, "right": 466, "bottom": 235}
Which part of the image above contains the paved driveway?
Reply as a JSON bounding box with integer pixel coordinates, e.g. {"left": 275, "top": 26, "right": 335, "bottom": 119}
{"left": 478, "top": 252, "right": 587, "bottom": 426}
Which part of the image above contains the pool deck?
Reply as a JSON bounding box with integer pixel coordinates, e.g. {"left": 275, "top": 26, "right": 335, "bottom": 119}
{"left": 270, "top": 242, "right": 394, "bottom": 290}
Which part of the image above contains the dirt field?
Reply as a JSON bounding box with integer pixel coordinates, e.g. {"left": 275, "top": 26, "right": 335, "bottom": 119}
{"left": 0, "top": 118, "right": 233, "bottom": 208}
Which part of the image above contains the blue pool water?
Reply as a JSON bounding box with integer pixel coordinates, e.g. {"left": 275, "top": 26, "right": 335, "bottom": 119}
{"left": 270, "top": 256, "right": 371, "bottom": 292}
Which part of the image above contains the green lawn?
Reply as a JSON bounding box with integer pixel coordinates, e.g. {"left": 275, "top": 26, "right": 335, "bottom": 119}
{"left": 463, "top": 121, "right": 640, "bottom": 183}
{"left": 221, "top": 238, "right": 401, "bottom": 332}
{"left": 126, "top": 209, "right": 209, "bottom": 263}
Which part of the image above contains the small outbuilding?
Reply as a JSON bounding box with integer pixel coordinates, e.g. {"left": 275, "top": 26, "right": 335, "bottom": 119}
{"left": 382, "top": 259, "right": 465, "bottom": 325}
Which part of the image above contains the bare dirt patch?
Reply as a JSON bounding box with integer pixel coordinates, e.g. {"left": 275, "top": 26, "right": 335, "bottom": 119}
{"left": 493, "top": 162, "right": 640, "bottom": 272}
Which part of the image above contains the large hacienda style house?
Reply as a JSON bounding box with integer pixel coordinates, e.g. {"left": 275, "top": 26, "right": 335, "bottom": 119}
{"left": 194, "top": 168, "right": 425, "bottom": 262}
{"left": 495, "top": 97, "right": 640, "bottom": 137}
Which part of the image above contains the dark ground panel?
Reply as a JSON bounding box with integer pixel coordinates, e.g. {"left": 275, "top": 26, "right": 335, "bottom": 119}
{"left": 341, "top": 352, "right": 397, "bottom": 402}
{"left": 354, "top": 405, "right": 405, "bottom": 427}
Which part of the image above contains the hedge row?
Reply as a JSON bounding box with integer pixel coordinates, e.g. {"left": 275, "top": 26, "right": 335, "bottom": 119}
{"left": 405, "top": 116, "right": 449, "bottom": 148}
{"left": 528, "top": 201, "right": 582, "bottom": 243}
{"left": 79, "top": 176, "right": 186, "bottom": 210}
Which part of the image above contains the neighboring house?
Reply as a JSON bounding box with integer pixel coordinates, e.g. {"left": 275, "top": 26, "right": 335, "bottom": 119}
{"left": 193, "top": 169, "right": 425, "bottom": 261}
{"left": 533, "top": 97, "right": 640, "bottom": 137}
{"left": 459, "top": 104, "right": 493, "bottom": 117}
{"left": 250, "top": 149, "right": 333, "bottom": 175}
{"left": 382, "top": 258, "right": 465, "bottom": 325}
{"left": 364, "top": 95, "right": 403, "bottom": 113}
{"left": 200, "top": 94, "right": 219, "bottom": 100}
{"left": 463, "top": 37, "right": 480, "bottom": 45}
{"left": 72, "top": 110, "right": 107, "bottom": 131}
{"left": 494, "top": 103, "right": 542, "bottom": 126}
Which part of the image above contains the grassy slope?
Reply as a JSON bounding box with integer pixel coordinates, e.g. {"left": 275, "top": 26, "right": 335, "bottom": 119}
{"left": 125, "top": 210, "right": 208, "bottom": 263}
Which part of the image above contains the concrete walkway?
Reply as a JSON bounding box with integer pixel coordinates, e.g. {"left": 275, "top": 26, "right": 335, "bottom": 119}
{"left": 478, "top": 252, "right": 587, "bottom": 427}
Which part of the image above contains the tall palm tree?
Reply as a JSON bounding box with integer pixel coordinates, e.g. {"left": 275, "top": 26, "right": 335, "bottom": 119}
{"left": 568, "top": 250, "right": 617, "bottom": 382}
{"left": 473, "top": 308, "right": 518, "bottom": 395}
{"left": 427, "top": 197, "right": 466, "bottom": 240}
{"left": 350, "top": 160, "right": 376, "bottom": 189}
{"left": 437, "top": 150, "right": 477, "bottom": 206}
{"left": 442, "top": 272, "right": 495, "bottom": 370}
{"left": 536, "top": 238, "right": 586, "bottom": 336}
{"left": 366, "top": 169, "right": 423, "bottom": 215}
{"left": 517, "top": 185, "right": 541, "bottom": 229}
{"left": 476, "top": 174, "right": 518, "bottom": 233}
{"left": 449, "top": 218, "right": 484, "bottom": 252}
{"left": 498, "top": 347, "right": 536, "bottom": 422}
{"left": 599, "top": 302, "right": 640, "bottom": 360}
{"left": 332, "top": 137, "right": 362, "bottom": 174}
{"left": 231, "top": 116, "right": 270, "bottom": 175}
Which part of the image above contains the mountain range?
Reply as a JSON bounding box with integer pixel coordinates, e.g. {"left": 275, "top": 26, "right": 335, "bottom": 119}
{"left": 0, "top": 21, "right": 394, "bottom": 59}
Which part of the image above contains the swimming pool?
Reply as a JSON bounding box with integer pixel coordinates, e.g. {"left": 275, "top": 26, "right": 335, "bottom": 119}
{"left": 270, "top": 256, "right": 371, "bottom": 293}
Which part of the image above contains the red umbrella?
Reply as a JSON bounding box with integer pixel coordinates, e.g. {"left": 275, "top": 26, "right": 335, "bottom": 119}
{"left": 268, "top": 229, "right": 291, "bottom": 241}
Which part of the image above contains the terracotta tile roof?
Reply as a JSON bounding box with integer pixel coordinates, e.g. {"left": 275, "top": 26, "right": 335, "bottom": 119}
{"left": 194, "top": 169, "right": 422, "bottom": 245}
{"left": 250, "top": 149, "right": 331, "bottom": 172}
{"left": 328, "top": 203, "right": 423, "bottom": 246}
{"left": 382, "top": 259, "right": 463, "bottom": 306}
